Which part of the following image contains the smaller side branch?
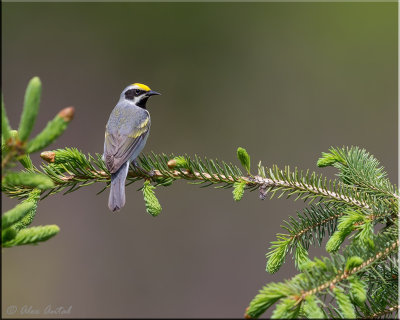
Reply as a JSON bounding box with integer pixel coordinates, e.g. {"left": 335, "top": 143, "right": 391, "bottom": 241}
{"left": 290, "top": 212, "right": 343, "bottom": 241}
{"left": 298, "top": 239, "right": 399, "bottom": 302}
{"left": 368, "top": 304, "right": 399, "bottom": 319}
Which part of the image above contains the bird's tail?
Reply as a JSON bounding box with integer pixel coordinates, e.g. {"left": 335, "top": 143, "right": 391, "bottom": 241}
{"left": 108, "top": 162, "right": 129, "bottom": 212}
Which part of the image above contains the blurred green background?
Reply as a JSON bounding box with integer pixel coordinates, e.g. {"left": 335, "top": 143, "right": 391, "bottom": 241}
{"left": 2, "top": 2, "right": 397, "bottom": 318}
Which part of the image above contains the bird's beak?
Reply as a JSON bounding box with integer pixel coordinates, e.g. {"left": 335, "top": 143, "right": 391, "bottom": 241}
{"left": 147, "top": 90, "right": 161, "bottom": 96}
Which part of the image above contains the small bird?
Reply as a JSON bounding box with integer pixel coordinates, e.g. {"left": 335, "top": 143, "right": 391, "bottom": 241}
{"left": 103, "top": 83, "right": 160, "bottom": 212}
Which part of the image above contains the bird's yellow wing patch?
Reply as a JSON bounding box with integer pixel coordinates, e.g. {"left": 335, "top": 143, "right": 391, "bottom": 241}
{"left": 138, "top": 117, "right": 149, "bottom": 128}
{"left": 128, "top": 117, "right": 150, "bottom": 139}
{"left": 132, "top": 83, "right": 151, "bottom": 91}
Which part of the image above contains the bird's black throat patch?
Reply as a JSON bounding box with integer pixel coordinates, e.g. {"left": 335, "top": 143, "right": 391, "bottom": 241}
{"left": 125, "top": 89, "right": 148, "bottom": 109}
{"left": 136, "top": 97, "right": 149, "bottom": 109}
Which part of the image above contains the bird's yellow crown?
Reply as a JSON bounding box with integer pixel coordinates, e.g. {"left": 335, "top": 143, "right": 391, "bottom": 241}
{"left": 132, "top": 83, "right": 151, "bottom": 91}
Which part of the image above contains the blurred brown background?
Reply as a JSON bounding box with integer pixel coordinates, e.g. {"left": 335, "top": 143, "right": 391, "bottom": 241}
{"left": 2, "top": 2, "right": 397, "bottom": 318}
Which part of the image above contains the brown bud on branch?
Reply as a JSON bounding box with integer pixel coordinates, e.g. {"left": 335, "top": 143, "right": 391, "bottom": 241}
{"left": 58, "top": 106, "right": 75, "bottom": 122}
{"left": 40, "top": 151, "right": 56, "bottom": 163}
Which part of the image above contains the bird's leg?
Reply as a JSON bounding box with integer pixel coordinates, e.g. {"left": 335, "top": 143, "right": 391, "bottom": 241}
{"left": 131, "top": 160, "right": 155, "bottom": 177}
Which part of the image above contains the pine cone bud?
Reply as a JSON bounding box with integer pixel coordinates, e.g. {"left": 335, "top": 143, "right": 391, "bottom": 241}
{"left": 40, "top": 151, "right": 56, "bottom": 163}
{"left": 58, "top": 106, "right": 75, "bottom": 122}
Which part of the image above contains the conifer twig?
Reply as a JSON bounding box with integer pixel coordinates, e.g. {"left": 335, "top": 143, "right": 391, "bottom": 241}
{"left": 368, "top": 304, "right": 400, "bottom": 319}
{"left": 299, "top": 239, "right": 399, "bottom": 301}
{"left": 3, "top": 149, "right": 374, "bottom": 213}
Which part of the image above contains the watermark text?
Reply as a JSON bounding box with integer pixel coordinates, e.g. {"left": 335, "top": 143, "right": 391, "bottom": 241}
{"left": 6, "top": 304, "right": 72, "bottom": 316}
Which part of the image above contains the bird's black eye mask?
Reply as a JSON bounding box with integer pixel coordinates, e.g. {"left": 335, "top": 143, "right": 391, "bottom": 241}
{"left": 125, "top": 89, "right": 145, "bottom": 100}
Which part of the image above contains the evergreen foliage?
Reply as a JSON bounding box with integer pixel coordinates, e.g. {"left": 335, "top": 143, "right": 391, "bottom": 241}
{"left": 2, "top": 77, "right": 74, "bottom": 247}
{"left": 2, "top": 77, "right": 398, "bottom": 318}
{"left": 18, "top": 77, "right": 41, "bottom": 142}
{"left": 233, "top": 181, "right": 246, "bottom": 201}
{"left": 245, "top": 147, "right": 398, "bottom": 319}
{"left": 237, "top": 147, "right": 251, "bottom": 174}
{"left": 142, "top": 180, "right": 162, "bottom": 216}
{"left": 2, "top": 225, "right": 60, "bottom": 247}
{"left": 27, "top": 106, "right": 74, "bottom": 153}
{"left": 2, "top": 202, "right": 35, "bottom": 229}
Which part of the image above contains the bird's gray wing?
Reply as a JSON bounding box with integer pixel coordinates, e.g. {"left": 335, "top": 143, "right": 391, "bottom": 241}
{"left": 104, "top": 108, "right": 150, "bottom": 174}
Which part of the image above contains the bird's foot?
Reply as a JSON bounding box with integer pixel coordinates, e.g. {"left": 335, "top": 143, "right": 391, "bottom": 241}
{"left": 132, "top": 160, "right": 155, "bottom": 177}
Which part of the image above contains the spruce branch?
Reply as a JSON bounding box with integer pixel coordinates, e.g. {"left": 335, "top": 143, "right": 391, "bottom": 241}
{"left": 318, "top": 146, "right": 399, "bottom": 201}
{"left": 27, "top": 106, "right": 75, "bottom": 153}
{"left": 2, "top": 77, "right": 74, "bottom": 248}
{"left": 253, "top": 166, "right": 372, "bottom": 210}
{"left": 246, "top": 226, "right": 398, "bottom": 319}
{"left": 2, "top": 225, "right": 59, "bottom": 247}
{"left": 11, "top": 189, "right": 41, "bottom": 231}
{"left": 367, "top": 304, "right": 399, "bottom": 319}
{"left": 266, "top": 203, "right": 344, "bottom": 274}
{"left": 3, "top": 171, "right": 54, "bottom": 191}
{"left": 2, "top": 202, "right": 36, "bottom": 229}
{"left": 299, "top": 239, "right": 398, "bottom": 302}
{"left": 2, "top": 189, "right": 41, "bottom": 246}
{"left": 3, "top": 148, "right": 380, "bottom": 216}
{"left": 303, "top": 295, "right": 325, "bottom": 318}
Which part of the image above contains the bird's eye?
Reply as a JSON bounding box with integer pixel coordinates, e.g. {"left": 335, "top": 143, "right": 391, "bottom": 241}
{"left": 134, "top": 89, "right": 142, "bottom": 96}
